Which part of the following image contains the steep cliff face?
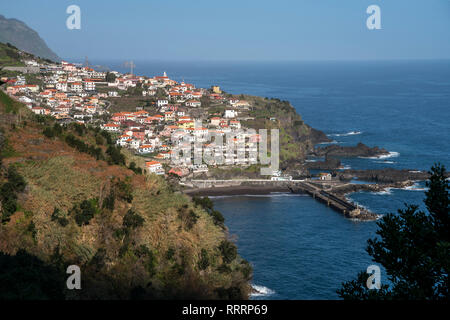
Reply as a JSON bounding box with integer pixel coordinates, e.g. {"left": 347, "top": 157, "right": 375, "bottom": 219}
{"left": 0, "top": 91, "right": 251, "bottom": 299}
{"left": 0, "top": 15, "right": 60, "bottom": 62}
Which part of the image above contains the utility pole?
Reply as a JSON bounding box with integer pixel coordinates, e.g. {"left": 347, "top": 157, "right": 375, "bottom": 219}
{"left": 124, "top": 60, "right": 135, "bottom": 75}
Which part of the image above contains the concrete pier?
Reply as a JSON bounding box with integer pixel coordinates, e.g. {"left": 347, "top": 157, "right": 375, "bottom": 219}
{"left": 182, "top": 179, "right": 379, "bottom": 220}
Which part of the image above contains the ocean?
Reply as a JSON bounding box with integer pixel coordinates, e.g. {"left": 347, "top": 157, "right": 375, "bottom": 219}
{"left": 94, "top": 59, "right": 450, "bottom": 299}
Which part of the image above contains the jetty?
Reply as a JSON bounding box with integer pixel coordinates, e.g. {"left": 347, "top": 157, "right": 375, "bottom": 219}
{"left": 182, "top": 179, "right": 379, "bottom": 220}
{"left": 288, "top": 181, "right": 377, "bottom": 220}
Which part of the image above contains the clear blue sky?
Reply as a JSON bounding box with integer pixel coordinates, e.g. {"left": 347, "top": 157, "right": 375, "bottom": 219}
{"left": 2, "top": 0, "right": 450, "bottom": 61}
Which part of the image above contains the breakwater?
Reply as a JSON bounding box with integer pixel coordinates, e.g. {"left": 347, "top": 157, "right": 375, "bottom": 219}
{"left": 182, "top": 179, "right": 380, "bottom": 220}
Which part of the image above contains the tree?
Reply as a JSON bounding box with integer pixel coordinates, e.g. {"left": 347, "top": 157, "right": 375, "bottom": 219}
{"left": 198, "top": 249, "right": 210, "bottom": 270}
{"left": 0, "top": 250, "right": 65, "bottom": 300}
{"left": 218, "top": 240, "right": 237, "bottom": 264}
{"left": 192, "top": 196, "right": 225, "bottom": 227}
{"left": 122, "top": 209, "right": 144, "bottom": 229}
{"left": 71, "top": 199, "right": 99, "bottom": 226}
{"left": 337, "top": 164, "right": 449, "bottom": 300}
{"left": 106, "top": 72, "right": 116, "bottom": 83}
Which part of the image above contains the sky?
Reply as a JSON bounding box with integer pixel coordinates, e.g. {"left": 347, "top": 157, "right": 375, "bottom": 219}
{"left": 2, "top": 0, "right": 450, "bottom": 61}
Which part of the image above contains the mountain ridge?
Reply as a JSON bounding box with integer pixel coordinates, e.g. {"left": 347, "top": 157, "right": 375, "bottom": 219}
{"left": 0, "top": 14, "right": 60, "bottom": 62}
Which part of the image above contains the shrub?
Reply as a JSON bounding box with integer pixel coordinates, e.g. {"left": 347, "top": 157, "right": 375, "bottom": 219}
{"left": 106, "top": 145, "right": 125, "bottom": 165}
{"left": 102, "top": 189, "right": 115, "bottom": 211}
{"left": 71, "top": 199, "right": 100, "bottom": 227}
{"left": 51, "top": 208, "right": 69, "bottom": 227}
{"left": 198, "top": 249, "right": 210, "bottom": 270}
{"left": 122, "top": 209, "right": 144, "bottom": 229}
{"left": 43, "top": 127, "right": 55, "bottom": 138}
{"left": 192, "top": 196, "right": 225, "bottom": 227}
{"left": 115, "top": 179, "right": 133, "bottom": 203}
{"left": 218, "top": 240, "right": 237, "bottom": 264}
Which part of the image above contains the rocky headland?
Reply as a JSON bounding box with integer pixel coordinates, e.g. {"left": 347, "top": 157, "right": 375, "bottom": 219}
{"left": 310, "top": 142, "right": 389, "bottom": 158}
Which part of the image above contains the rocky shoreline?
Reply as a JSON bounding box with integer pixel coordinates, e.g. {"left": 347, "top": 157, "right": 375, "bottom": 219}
{"left": 336, "top": 168, "right": 441, "bottom": 183}
{"left": 331, "top": 180, "right": 417, "bottom": 197}
{"left": 310, "top": 142, "right": 389, "bottom": 158}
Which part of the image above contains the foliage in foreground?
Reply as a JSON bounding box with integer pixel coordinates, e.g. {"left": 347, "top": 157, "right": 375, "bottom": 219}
{"left": 338, "top": 164, "right": 449, "bottom": 300}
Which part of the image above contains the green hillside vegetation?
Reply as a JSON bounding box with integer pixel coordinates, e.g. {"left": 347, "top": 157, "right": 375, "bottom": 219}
{"left": 0, "top": 91, "right": 252, "bottom": 299}
{"left": 0, "top": 42, "right": 25, "bottom": 68}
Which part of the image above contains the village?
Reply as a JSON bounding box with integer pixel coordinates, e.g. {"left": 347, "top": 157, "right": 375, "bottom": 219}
{"left": 2, "top": 58, "right": 268, "bottom": 179}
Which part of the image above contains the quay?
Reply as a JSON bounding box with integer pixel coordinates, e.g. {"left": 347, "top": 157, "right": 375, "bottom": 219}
{"left": 182, "top": 179, "right": 379, "bottom": 220}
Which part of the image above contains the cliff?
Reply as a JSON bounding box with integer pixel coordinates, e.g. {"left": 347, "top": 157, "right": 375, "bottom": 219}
{"left": 233, "top": 95, "right": 330, "bottom": 171}
{"left": 0, "top": 15, "right": 60, "bottom": 62}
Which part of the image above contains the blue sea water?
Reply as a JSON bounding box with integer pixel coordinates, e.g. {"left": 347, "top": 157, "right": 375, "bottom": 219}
{"left": 96, "top": 59, "right": 450, "bottom": 299}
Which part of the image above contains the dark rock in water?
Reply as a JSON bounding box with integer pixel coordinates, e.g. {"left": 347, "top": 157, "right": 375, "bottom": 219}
{"left": 337, "top": 169, "right": 434, "bottom": 183}
{"left": 332, "top": 180, "right": 416, "bottom": 196}
{"left": 312, "top": 142, "right": 389, "bottom": 158}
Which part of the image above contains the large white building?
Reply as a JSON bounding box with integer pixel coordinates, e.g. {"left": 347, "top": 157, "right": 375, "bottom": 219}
{"left": 84, "top": 80, "right": 96, "bottom": 91}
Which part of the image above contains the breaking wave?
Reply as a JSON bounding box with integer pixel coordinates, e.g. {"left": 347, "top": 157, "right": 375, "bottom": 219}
{"left": 373, "top": 188, "right": 393, "bottom": 195}
{"left": 360, "top": 151, "right": 400, "bottom": 160}
{"left": 251, "top": 284, "right": 275, "bottom": 297}
{"left": 328, "top": 131, "right": 362, "bottom": 137}
{"left": 317, "top": 140, "right": 338, "bottom": 145}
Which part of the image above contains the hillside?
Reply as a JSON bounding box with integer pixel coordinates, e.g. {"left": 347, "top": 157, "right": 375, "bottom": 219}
{"left": 0, "top": 91, "right": 252, "bottom": 299}
{"left": 0, "top": 42, "right": 26, "bottom": 68}
{"left": 0, "top": 14, "right": 60, "bottom": 62}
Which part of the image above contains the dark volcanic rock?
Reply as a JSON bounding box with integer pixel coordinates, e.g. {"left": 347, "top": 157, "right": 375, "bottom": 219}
{"left": 301, "top": 127, "right": 332, "bottom": 145}
{"left": 332, "top": 180, "right": 416, "bottom": 197}
{"left": 337, "top": 169, "right": 434, "bottom": 183}
{"left": 312, "top": 142, "right": 389, "bottom": 158}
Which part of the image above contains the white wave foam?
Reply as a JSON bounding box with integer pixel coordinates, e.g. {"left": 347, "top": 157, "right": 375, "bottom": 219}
{"left": 375, "top": 160, "right": 395, "bottom": 164}
{"left": 345, "top": 196, "right": 370, "bottom": 211}
{"left": 251, "top": 284, "right": 275, "bottom": 297}
{"left": 305, "top": 159, "right": 318, "bottom": 162}
{"left": 328, "top": 131, "right": 362, "bottom": 137}
{"left": 373, "top": 188, "right": 392, "bottom": 195}
{"left": 395, "top": 183, "right": 429, "bottom": 192}
{"left": 317, "top": 140, "right": 339, "bottom": 145}
{"left": 360, "top": 151, "right": 400, "bottom": 160}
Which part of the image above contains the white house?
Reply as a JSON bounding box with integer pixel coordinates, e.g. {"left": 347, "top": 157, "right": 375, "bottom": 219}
{"left": 84, "top": 80, "right": 96, "bottom": 91}
{"left": 138, "top": 145, "right": 154, "bottom": 154}
{"left": 224, "top": 110, "right": 238, "bottom": 118}
{"left": 185, "top": 100, "right": 201, "bottom": 108}
{"left": 146, "top": 161, "right": 164, "bottom": 175}
{"left": 70, "top": 82, "right": 83, "bottom": 93}
{"left": 157, "top": 99, "right": 168, "bottom": 107}
{"left": 102, "top": 123, "right": 120, "bottom": 132}
{"left": 56, "top": 81, "right": 68, "bottom": 92}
